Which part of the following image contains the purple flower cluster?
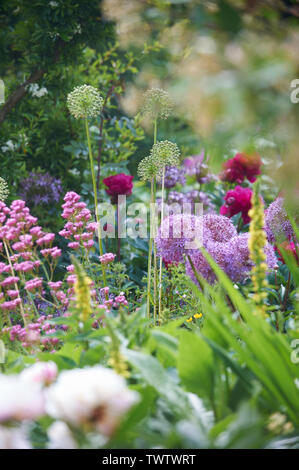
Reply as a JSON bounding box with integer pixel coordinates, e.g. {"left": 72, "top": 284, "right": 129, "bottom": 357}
{"left": 157, "top": 166, "right": 186, "bottom": 188}
{"left": 183, "top": 153, "right": 215, "bottom": 184}
{"left": 167, "top": 190, "right": 214, "bottom": 212}
{"left": 155, "top": 213, "right": 277, "bottom": 284}
{"left": 264, "top": 196, "right": 294, "bottom": 243}
{"left": 2, "top": 314, "right": 61, "bottom": 351}
{"left": 19, "top": 172, "right": 62, "bottom": 207}
{"left": 155, "top": 214, "right": 203, "bottom": 264}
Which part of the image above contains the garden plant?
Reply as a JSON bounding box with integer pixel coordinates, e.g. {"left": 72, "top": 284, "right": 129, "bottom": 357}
{"left": 0, "top": 0, "right": 299, "bottom": 453}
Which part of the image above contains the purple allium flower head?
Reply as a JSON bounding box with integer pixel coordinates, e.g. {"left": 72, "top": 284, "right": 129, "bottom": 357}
{"left": 226, "top": 233, "right": 277, "bottom": 281}
{"left": 186, "top": 231, "right": 278, "bottom": 285}
{"left": 167, "top": 190, "right": 214, "bottom": 213}
{"left": 157, "top": 165, "right": 186, "bottom": 188}
{"left": 155, "top": 214, "right": 202, "bottom": 264}
{"left": 155, "top": 213, "right": 235, "bottom": 270}
{"left": 203, "top": 213, "right": 237, "bottom": 242}
{"left": 184, "top": 214, "right": 237, "bottom": 284}
{"left": 264, "top": 196, "right": 294, "bottom": 243}
{"left": 19, "top": 172, "right": 62, "bottom": 208}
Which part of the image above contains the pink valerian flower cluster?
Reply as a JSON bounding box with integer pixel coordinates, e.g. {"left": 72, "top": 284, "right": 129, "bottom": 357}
{"left": 25, "top": 278, "right": 43, "bottom": 292}
{"left": 0, "top": 200, "right": 37, "bottom": 243}
{"left": 156, "top": 213, "right": 277, "bottom": 285}
{"left": 2, "top": 315, "right": 64, "bottom": 351}
{"left": 0, "top": 198, "right": 63, "bottom": 314}
{"left": 59, "top": 192, "right": 96, "bottom": 251}
{"left": 99, "top": 253, "right": 116, "bottom": 265}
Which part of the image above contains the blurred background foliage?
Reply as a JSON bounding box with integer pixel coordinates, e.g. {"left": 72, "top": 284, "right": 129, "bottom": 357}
{"left": 0, "top": 0, "right": 299, "bottom": 212}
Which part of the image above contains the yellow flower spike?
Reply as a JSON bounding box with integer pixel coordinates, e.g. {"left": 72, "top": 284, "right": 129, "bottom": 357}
{"left": 74, "top": 274, "right": 93, "bottom": 322}
{"left": 186, "top": 317, "right": 193, "bottom": 323}
{"left": 248, "top": 180, "right": 269, "bottom": 317}
{"left": 72, "top": 256, "right": 93, "bottom": 322}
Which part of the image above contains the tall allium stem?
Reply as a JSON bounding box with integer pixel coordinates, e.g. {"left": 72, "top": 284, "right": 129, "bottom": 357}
{"left": 146, "top": 119, "right": 158, "bottom": 320}
{"left": 147, "top": 178, "right": 154, "bottom": 320}
{"left": 153, "top": 176, "right": 157, "bottom": 322}
{"left": 153, "top": 119, "right": 158, "bottom": 322}
{"left": 158, "top": 165, "right": 165, "bottom": 322}
{"left": 85, "top": 117, "right": 107, "bottom": 286}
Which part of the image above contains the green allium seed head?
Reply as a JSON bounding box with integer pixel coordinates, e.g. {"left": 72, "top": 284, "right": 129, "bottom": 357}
{"left": 0, "top": 177, "right": 9, "bottom": 202}
{"left": 67, "top": 85, "right": 104, "bottom": 119}
{"left": 142, "top": 88, "right": 172, "bottom": 120}
{"left": 137, "top": 156, "right": 163, "bottom": 182}
{"left": 150, "top": 140, "right": 180, "bottom": 168}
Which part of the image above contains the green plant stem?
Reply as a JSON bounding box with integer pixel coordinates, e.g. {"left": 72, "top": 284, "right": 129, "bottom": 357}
{"left": 146, "top": 119, "right": 158, "bottom": 321}
{"left": 153, "top": 119, "right": 158, "bottom": 322}
{"left": 3, "top": 241, "right": 26, "bottom": 325}
{"left": 153, "top": 179, "right": 157, "bottom": 323}
{"left": 282, "top": 271, "right": 291, "bottom": 311}
{"left": 85, "top": 117, "right": 107, "bottom": 286}
{"left": 158, "top": 165, "right": 165, "bottom": 323}
{"left": 146, "top": 178, "right": 154, "bottom": 320}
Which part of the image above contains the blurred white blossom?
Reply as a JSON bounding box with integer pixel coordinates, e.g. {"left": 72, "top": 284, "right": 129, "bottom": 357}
{"left": 45, "top": 366, "right": 138, "bottom": 436}
{"left": 28, "top": 84, "right": 48, "bottom": 98}
{"left": 0, "top": 373, "right": 45, "bottom": 422}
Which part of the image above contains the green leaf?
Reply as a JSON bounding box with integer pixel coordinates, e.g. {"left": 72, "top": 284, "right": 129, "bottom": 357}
{"left": 178, "top": 330, "right": 214, "bottom": 401}
{"left": 123, "top": 348, "right": 189, "bottom": 414}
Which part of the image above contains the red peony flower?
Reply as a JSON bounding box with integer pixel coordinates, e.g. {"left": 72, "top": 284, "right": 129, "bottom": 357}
{"left": 220, "top": 185, "right": 253, "bottom": 224}
{"left": 103, "top": 173, "right": 133, "bottom": 200}
{"left": 276, "top": 241, "right": 299, "bottom": 265}
{"left": 221, "top": 152, "right": 262, "bottom": 184}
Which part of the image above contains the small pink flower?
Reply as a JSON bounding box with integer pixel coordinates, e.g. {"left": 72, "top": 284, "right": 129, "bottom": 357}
{"left": 66, "top": 275, "right": 77, "bottom": 285}
{"left": 83, "top": 240, "right": 94, "bottom": 249}
{"left": 1, "top": 276, "right": 20, "bottom": 287}
{"left": 7, "top": 290, "right": 19, "bottom": 299}
{"left": 25, "top": 278, "right": 43, "bottom": 292}
{"left": 68, "top": 242, "right": 80, "bottom": 250}
{"left": 0, "top": 299, "right": 21, "bottom": 310}
{"left": 48, "top": 281, "right": 63, "bottom": 291}
{"left": 115, "top": 295, "right": 128, "bottom": 306}
{"left": 99, "top": 253, "right": 116, "bottom": 265}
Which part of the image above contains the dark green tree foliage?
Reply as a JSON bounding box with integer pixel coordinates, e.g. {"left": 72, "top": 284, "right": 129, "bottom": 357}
{"left": 0, "top": 0, "right": 114, "bottom": 192}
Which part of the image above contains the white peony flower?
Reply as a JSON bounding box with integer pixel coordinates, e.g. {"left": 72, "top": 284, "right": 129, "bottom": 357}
{"left": 0, "top": 425, "right": 31, "bottom": 449}
{"left": 46, "top": 366, "right": 138, "bottom": 435}
{"left": 0, "top": 374, "right": 45, "bottom": 422}
{"left": 21, "top": 361, "right": 58, "bottom": 386}
{"left": 47, "top": 421, "right": 77, "bottom": 449}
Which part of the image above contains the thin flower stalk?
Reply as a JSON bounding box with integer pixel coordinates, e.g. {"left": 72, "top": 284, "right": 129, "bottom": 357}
{"left": 3, "top": 241, "right": 26, "bottom": 325}
{"left": 85, "top": 118, "right": 107, "bottom": 286}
